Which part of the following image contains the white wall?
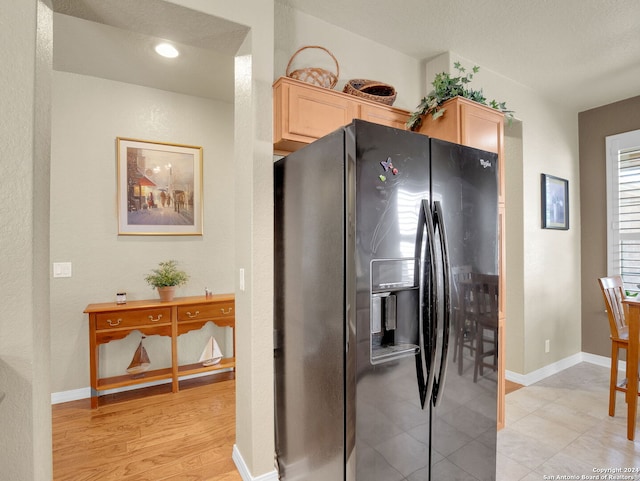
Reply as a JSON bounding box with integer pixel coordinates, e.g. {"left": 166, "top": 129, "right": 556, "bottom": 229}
{"left": 166, "top": 1, "right": 276, "bottom": 477}
{"left": 504, "top": 120, "right": 525, "bottom": 374}
{"left": 0, "top": 1, "right": 53, "bottom": 479}
{"left": 426, "top": 52, "right": 582, "bottom": 375}
{"left": 274, "top": 3, "right": 423, "bottom": 110}
{"left": 519, "top": 99, "right": 580, "bottom": 374}
{"left": 9, "top": 0, "right": 277, "bottom": 478}
{"left": 50, "top": 71, "right": 235, "bottom": 391}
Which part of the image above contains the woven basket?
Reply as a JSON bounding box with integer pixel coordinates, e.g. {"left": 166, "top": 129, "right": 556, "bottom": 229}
{"left": 343, "top": 79, "right": 397, "bottom": 106}
{"left": 286, "top": 46, "right": 340, "bottom": 89}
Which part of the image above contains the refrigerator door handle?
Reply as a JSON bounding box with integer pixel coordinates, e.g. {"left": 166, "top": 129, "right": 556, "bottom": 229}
{"left": 415, "top": 199, "right": 438, "bottom": 409}
{"left": 431, "top": 200, "right": 452, "bottom": 407}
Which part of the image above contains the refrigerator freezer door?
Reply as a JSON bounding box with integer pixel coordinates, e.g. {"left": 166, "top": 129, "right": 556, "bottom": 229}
{"left": 349, "top": 120, "right": 433, "bottom": 481}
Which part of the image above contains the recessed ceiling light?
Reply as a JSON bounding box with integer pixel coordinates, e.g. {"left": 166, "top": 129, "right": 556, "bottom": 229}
{"left": 155, "top": 43, "right": 179, "bottom": 58}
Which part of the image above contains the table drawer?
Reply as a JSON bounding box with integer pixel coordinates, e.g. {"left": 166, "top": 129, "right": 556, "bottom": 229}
{"left": 95, "top": 308, "right": 171, "bottom": 330}
{"left": 177, "top": 301, "right": 234, "bottom": 322}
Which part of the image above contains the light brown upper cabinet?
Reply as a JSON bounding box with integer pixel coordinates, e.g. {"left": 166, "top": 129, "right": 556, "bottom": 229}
{"left": 273, "top": 77, "right": 410, "bottom": 155}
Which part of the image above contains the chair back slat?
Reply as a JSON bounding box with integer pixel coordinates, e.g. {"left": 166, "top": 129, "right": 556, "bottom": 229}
{"left": 452, "top": 265, "right": 472, "bottom": 312}
{"left": 598, "top": 276, "right": 629, "bottom": 340}
{"left": 464, "top": 273, "right": 499, "bottom": 320}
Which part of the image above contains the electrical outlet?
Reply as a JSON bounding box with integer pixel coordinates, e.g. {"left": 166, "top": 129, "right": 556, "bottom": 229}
{"left": 545, "top": 339, "right": 550, "bottom": 353}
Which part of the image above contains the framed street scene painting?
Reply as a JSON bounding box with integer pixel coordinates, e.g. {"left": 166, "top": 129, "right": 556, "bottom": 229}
{"left": 117, "top": 138, "right": 203, "bottom": 235}
{"left": 541, "top": 173, "right": 569, "bottom": 230}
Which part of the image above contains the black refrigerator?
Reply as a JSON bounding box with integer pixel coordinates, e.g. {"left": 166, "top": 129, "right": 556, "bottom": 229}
{"left": 274, "top": 119, "right": 499, "bottom": 481}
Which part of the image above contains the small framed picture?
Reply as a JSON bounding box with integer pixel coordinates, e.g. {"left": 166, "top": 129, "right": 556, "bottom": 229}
{"left": 117, "top": 138, "right": 203, "bottom": 235}
{"left": 541, "top": 173, "right": 569, "bottom": 230}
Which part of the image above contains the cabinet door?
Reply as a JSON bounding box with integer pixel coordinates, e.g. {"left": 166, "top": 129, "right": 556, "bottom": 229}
{"left": 460, "top": 102, "right": 505, "bottom": 203}
{"left": 287, "top": 83, "right": 358, "bottom": 140}
{"left": 416, "top": 107, "right": 461, "bottom": 144}
{"left": 359, "top": 104, "right": 409, "bottom": 131}
{"left": 459, "top": 101, "right": 503, "bottom": 153}
{"left": 498, "top": 204, "right": 506, "bottom": 320}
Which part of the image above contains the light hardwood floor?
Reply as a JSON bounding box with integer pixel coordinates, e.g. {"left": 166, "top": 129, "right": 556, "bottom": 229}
{"left": 53, "top": 363, "right": 638, "bottom": 481}
{"left": 505, "top": 379, "right": 524, "bottom": 395}
{"left": 52, "top": 372, "right": 241, "bottom": 481}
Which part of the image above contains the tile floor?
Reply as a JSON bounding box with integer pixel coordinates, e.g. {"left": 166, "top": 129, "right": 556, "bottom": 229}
{"left": 497, "top": 362, "right": 640, "bottom": 481}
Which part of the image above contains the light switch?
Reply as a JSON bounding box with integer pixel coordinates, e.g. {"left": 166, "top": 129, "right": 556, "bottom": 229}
{"left": 239, "top": 268, "right": 245, "bottom": 291}
{"left": 53, "top": 262, "right": 72, "bottom": 278}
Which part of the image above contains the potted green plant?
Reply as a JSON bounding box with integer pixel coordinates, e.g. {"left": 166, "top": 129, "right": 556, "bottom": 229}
{"left": 144, "top": 260, "right": 189, "bottom": 302}
{"left": 406, "top": 62, "right": 513, "bottom": 131}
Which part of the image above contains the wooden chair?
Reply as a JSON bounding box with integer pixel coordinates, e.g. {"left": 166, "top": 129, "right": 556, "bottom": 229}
{"left": 452, "top": 266, "right": 474, "bottom": 375}
{"left": 598, "top": 275, "right": 640, "bottom": 416}
{"left": 470, "top": 274, "right": 499, "bottom": 382}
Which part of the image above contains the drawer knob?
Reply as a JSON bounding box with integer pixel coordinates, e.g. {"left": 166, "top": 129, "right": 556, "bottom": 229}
{"left": 107, "top": 318, "right": 122, "bottom": 327}
{"left": 221, "top": 307, "right": 233, "bottom": 315}
{"left": 148, "top": 314, "right": 163, "bottom": 322}
{"left": 186, "top": 311, "right": 200, "bottom": 319}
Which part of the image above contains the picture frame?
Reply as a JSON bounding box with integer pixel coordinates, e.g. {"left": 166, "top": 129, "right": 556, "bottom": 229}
{"left": 541, "top": 173, "right": 569, "bottom": 230}
{"left": 117, "top": 138, "right": 203, "bottom": 235}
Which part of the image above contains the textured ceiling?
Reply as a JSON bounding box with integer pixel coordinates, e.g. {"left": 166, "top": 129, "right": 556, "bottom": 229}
{"left": 52, "top": 0, "right": 640, "bottom": 111}
{"left": 279, "top": 0, "right": 640, "bottom": 111}
{"left": 52, "top": 0, "right": 248, "bottom": 55}
{"left": 52, "top": 0, "right": 247, "bottom": 102}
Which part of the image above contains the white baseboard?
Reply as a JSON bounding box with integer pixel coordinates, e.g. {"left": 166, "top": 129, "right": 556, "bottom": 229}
{"left": 51, "top": 369, "right": 233, "bottom": 405}
{"left": 581, "top": 351, "right": 626, "bottom": 372}
{"left": 51, "top": 387, "right": 92, "bottom": 404}
{"left": 232, "top": 445, "right": 279, "bottom": 481}
{"left": 505, "top": 352, "right": 583, "bottom": 386}
{"left": 505, "top": 351, "right": 624, "bottom": 386}
{"left": 55, "top": 353, "right": 622, "bottom": 404}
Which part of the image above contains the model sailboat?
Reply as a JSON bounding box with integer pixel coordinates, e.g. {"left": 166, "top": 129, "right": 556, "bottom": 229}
{"left": 199, "top": 336, "right": 223, "bottom": 366}
{"left": 126, "top": 337, "right": 151, "bottom": 375}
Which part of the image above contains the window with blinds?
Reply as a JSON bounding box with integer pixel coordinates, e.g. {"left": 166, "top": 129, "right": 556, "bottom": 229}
{"left": 606, "top": 129, "right": 640, "bottom": 295}
{"left": 616, "top": 147, "right": 640, "bottom": 294}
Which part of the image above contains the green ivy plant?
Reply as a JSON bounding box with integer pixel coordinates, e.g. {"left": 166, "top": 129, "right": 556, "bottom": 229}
{"left": 406, "top": 62, "right": 513, "bottom": 131}
{"left": 144, "top": 260, "right": 189, "bottom": 288}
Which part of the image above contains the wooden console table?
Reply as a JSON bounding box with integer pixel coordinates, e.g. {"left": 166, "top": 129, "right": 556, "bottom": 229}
{"left": 84, "top": 294, "right": 235, "bottom": 408}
